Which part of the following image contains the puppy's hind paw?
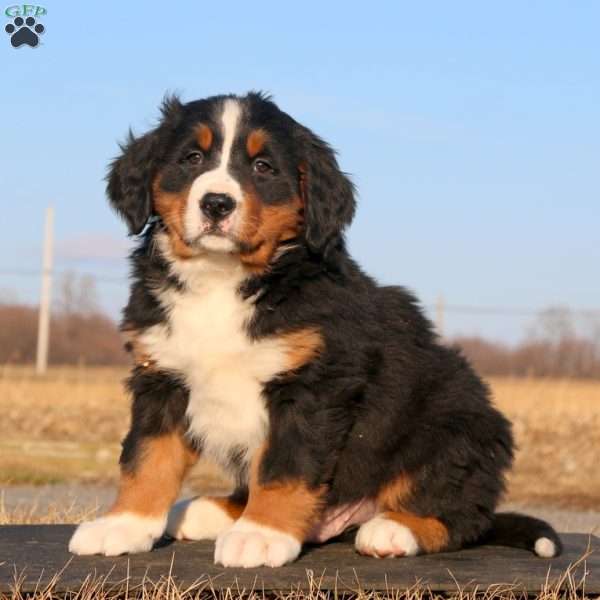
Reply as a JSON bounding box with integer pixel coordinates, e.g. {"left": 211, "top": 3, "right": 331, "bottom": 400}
{"left": 355, "top": 515, "right": 419, "bottom": 558}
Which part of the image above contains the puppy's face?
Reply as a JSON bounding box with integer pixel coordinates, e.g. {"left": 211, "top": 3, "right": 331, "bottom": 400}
{"left": 107, "top": 93, "right": 356, "bottom": 269}
{"left": 153, "top": 97, "right": 303, "bottom": 269}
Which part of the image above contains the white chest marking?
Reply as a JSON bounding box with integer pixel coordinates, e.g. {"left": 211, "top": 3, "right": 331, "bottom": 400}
{"left": 139, "top": 236, "right": 288, "bottom": 473}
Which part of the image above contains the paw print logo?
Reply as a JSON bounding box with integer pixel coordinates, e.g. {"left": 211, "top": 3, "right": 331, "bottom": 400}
{"left": 5, "top": 16, "right": 45, "bottom": 48}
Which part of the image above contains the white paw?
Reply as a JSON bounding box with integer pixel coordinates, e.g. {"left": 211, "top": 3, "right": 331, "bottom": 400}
{"left": 166, "top": 497, "right": 234, "bottom": 541}
{"left": 355, "top": 515, "right": 419, "bottom": 558}
{"left": 69, "top": 513, "right": 166, "bottom": 556}
{"left": 215, "top": 518, "right": 301, "bottom": 568}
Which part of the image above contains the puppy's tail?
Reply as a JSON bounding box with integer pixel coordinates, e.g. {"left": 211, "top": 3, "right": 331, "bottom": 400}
{"left": 481, "top": 512, "right": 562, "bottom": 557}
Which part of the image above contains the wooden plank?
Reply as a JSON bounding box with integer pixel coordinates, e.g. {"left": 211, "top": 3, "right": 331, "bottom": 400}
{"left": 0, "top": 526, "right": 597, "bottom": 593}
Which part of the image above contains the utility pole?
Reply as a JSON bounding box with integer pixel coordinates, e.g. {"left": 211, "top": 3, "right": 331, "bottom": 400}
{"left": 36, "top": 206, "right": 54, "bottom": 375}
{"left": 435, "top": 294, "right": 445, "bottom": 338}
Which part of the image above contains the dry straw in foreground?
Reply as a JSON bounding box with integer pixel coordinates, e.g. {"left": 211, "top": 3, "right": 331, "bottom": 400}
{"left": 1, "top": 546, "right": 594, "bottom": 600}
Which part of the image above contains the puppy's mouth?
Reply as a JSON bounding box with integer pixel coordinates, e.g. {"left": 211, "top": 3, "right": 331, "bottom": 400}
{"left": 180, "top": 220, "right": 263, "bottom": 257}
{"left": 184, "top": 225, "right": 241, "bottom": 253}
{"left": 201, "top": 223, "right": 230, "bottom": 237}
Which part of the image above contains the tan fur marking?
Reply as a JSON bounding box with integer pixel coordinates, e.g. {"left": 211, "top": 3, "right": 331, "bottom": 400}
{"left": 209, "top": 495, "right": 246, "bottom": 520}
{"left": 196, "top": 124, "right": 213, "bottom": 151}
{"left": 384, "top": 511, "right": 449, "bottom": 553}
{"left": 242, "top": 446, "right": 325, "bottom": 540}
{"left": 239, "top": 192, "right": 303, "bottom": 273}
{"left": 152, "top": 177, "right": 194, "bottom": 258}
{"left": 246, "top": 129, "right": 268, "bottom": 158}
{"left": 279, "top": 327, "right": 324, "bottom": 372}
{"left": 110, "top": 433, "right": 198, "bottom": 517}
{"left": 121, "top": 327, "right": 155, "bottom": 368}
{"left": 377, "top": 473, "right": 414, "bottom": 511}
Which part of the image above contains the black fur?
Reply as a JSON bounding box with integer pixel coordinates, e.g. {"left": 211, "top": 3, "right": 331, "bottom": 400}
{"left": 294, "top": 127, "right": 356, "bottom": 253}
{"left": 121, "top": 368, "right": 189, "bottom": 474}
{"left": 248, "top": 243, "right": 515, "bottom": 550}
{"left": 483, "top": 513, "right": 563, "bottom": 555}
{"left": 111, "top": 92, "right": 561, "bottom": 558}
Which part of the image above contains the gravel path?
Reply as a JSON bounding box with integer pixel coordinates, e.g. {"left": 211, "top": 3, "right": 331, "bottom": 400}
{"left": 2, "top": 484, "right": 599, "bottom": 535}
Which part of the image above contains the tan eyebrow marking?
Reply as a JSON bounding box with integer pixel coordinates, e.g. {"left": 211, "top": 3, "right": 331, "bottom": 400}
{"left": 196, "top": 123, "right": 213, "bottom": 151}
{"left": 246, "top": 129, "right": 268, "bottom": 158}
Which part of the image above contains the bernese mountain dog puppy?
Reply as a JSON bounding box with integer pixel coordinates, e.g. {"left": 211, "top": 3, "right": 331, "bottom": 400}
{"left": 69, "top": 92, "right": 561, "bottom": 567}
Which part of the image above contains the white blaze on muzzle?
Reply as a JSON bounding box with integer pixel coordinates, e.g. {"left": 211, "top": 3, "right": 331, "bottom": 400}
{"left": 184, "top": 99, "right": 244, "bottom": 251}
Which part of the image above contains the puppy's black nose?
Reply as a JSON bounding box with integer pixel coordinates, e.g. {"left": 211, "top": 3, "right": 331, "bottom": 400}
{"left": 200, "top": 193, "right": 236, "bottom": 221}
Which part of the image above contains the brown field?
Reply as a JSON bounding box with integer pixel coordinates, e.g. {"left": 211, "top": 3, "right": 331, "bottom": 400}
{"left": 1, "top": 366, "right": 599, "bottom": 508}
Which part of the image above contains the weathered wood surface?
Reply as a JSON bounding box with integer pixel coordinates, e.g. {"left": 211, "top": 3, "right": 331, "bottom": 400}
{"left": 0, "top": 526, "right": 598, "bottom": 593}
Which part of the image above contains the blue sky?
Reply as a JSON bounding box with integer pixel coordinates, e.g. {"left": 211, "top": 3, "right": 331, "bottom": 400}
{"left": 2, "top": 1, "right": 599, "bottom": 342}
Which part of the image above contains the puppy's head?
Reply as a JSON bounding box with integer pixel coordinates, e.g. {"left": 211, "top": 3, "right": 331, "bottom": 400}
{"left": 107, "top": 92, "right": 355, "bottom": 268}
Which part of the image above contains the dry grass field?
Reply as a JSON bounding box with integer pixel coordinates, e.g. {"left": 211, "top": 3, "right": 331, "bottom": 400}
{"left": 1, "top": 365, "right": 599, "bottom": 508}
{"left": 492, "top": 377, "right": 600, "bottom": 509}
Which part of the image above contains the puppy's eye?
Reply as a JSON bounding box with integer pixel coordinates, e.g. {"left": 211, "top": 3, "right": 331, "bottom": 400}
{"left": 183, "top": 151, "right": 204, "bottom": 165}
{"left": 253, "top": 159, "right": 274, "bottom": 175}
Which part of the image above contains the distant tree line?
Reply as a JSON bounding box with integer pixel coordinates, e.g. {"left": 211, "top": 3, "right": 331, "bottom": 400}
{"left": 1, "top": 276, "right": 599, "bottom": 377}
{"left": 0, "top": 273, "right": 127, "bottom": 366}
{"left": 454, "top": 335, "right": 600, "bottom": 379}
{"left": 454, "top": 307, "right": 600, "bottom": 379}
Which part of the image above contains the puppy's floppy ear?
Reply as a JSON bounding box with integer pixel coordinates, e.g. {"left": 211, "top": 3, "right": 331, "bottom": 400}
{"left": 106, "top": 95, "right": 183, "bottom": 235}
{"left": 296, "top": 127, "right": 356, "bottom": 253}
{"left": 106, "top": 130, "right": 159, "bottom": 235}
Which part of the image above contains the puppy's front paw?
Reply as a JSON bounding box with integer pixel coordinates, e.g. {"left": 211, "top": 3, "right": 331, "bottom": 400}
{"left": 215, "top": 518, "right": 301, "bottom": 568}
{"left": 69, "top": 513, "right": 166, "bottom": 556}
{"left": 355, "top": 515, "right": 419, "bottom": 558}
{"left": 166, "top": 497, "right": 235, "bottom": 540}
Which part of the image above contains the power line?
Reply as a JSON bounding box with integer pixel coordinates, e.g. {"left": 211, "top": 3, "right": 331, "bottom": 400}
{"left": 0, "top": 268, "right": 127, "bottom": 284}
{"left": 2, "top": 267, "right": 599, "bottom": 317}
{"left": 426, "top": 304, "right": 600, "bottom": 318}
{"left": 0, "top": 269, "right": 41, "bottom": 277}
